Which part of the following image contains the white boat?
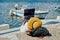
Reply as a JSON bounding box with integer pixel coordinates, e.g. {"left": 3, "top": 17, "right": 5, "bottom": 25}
{"left": 9, "top": 9, "right": 49, "bottom": 19}
{"left": 55, "top": 6, "right": 60, "bottom": 11}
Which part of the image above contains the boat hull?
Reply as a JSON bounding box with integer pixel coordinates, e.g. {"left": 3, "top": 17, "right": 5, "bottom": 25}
{"left": 11, "top": 9, "right": 48, "bottom": 19}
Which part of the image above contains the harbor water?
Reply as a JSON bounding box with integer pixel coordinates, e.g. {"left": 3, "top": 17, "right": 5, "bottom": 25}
{"left": 0, "top": 2, "right": 60, "bottom": 28}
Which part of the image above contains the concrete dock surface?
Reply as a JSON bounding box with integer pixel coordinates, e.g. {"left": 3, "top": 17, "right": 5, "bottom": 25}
{"left": 0, "top": 23, "right": 60, "bottom": 40}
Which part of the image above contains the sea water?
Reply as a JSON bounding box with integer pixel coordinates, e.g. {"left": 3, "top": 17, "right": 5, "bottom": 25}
{"left": 0, "top": 2, "right": 60, "bottom": 29}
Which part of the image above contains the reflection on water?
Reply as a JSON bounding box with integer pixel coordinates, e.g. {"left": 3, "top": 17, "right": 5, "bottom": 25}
{"left": 0, "top": 2, "right": 60, "bottom": 29}
{"left": 9, "top": 16, "right": 22, "bottom": 28}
